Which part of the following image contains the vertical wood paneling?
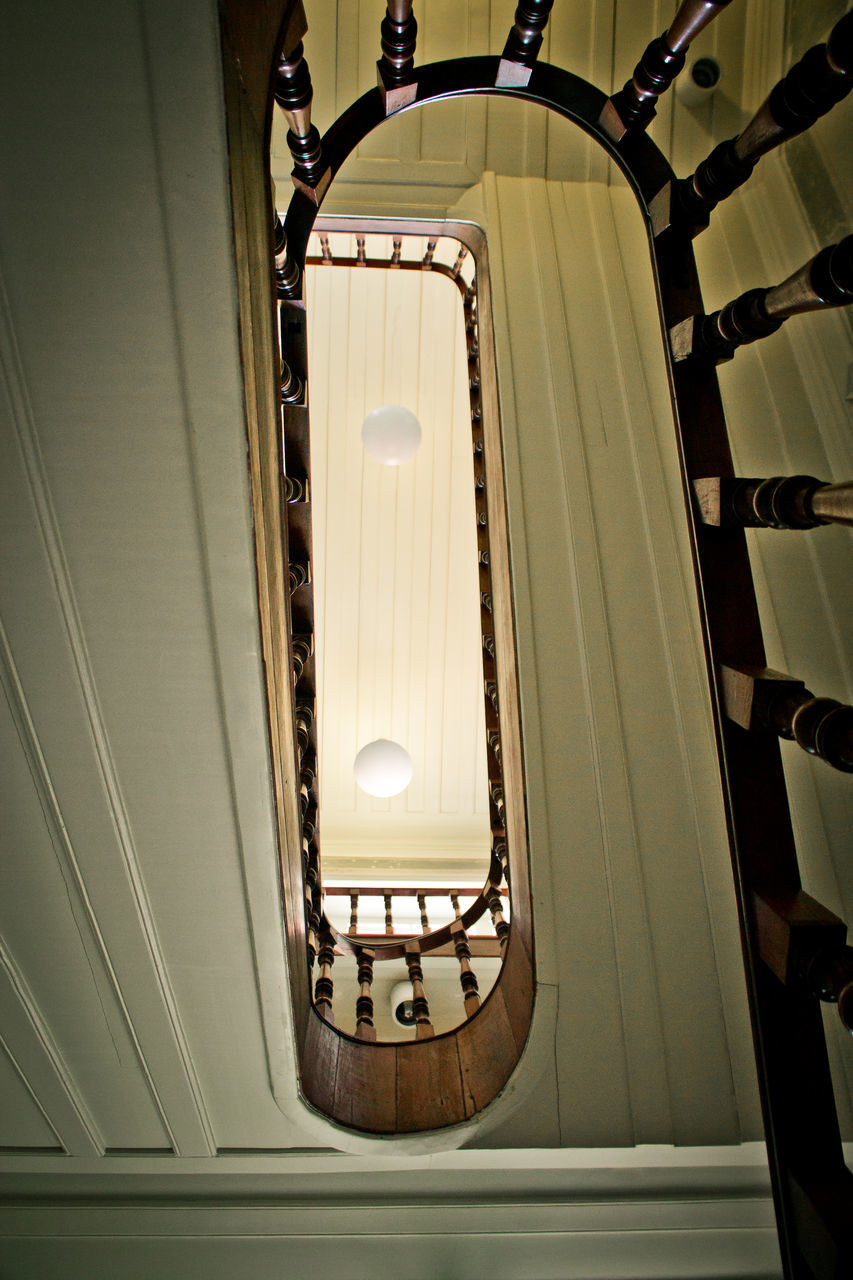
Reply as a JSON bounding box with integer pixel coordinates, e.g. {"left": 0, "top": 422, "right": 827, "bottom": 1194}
{"left": 479, "top": 172, "right": 761, "bottom": 1145}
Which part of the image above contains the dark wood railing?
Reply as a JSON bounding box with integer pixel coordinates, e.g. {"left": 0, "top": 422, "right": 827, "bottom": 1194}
{"left": 221, "top": 0, "right": 852, "bottom": 1268}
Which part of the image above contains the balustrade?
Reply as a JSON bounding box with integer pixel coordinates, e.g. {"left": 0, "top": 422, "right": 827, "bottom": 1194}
{"left": 378, "top": 1, "right": 418, "bottom": 113}
{"left": 273, "top": 39, "right": 328, "bottom": 200}
{"left": 720, "top": 665, "right": 853, "bottom": 773}
{"left": 694, "top": 475, "right": 853, "bottom": 530}
{"left": 603, "top": 0, "right": 734, "bottom": 139}
{"left": 671, "top": 235, "right": 853, "bottom": 364}
{"left": 652, "top": 11, "right": 853, "bottom": 236}
{"left": 497, "top": 0, "right": 554, "bottom": 87}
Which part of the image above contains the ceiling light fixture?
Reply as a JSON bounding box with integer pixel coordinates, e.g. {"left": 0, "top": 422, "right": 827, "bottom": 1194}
{"left": 361, "top": 404, "right": 422, "bottom": 465}
{"left": 353, "top": 738, "right": 413, "bottom": 797}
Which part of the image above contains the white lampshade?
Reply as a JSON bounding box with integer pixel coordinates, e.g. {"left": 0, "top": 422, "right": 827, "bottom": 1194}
{"left": 361, "top": 404, "right": 422, "bottom": 465}
{"left": 353, "top": 738, "right": 413, "bottom": 797}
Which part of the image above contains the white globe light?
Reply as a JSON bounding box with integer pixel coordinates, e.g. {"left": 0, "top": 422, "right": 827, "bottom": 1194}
{"left": 361, "top": 405, "right": 422, "bottom": 465}
{"left": 353, "top": 738, "right": 413, "bottom": 797}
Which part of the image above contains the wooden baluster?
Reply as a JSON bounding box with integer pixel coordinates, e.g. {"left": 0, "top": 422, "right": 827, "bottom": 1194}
{"left": 483, "top": 634, "right": 496, "bottom": 660}
{"left": 291, "top": 634, "right": 313, "bottom": 684}
{"left": 488, "top": 730, "right": 501, "bottom": 764}
{"left": 494, "top": 838, "right": 510, "bottom": 887}
{"left": 318, "top": 233, "right": 332, "bottom": 263}
{"left": 496, "top": 0, "right": 554, "bottom": 88}
{"left": 720, "top": 665, "right": 853, "bottom": 773}
{"left": 602, "top": 0, "right": 734, "bottom": 140}
{"left": 307, "top": 881, "right": 322, "bottom": 967}
{"left": 274, "top": 41, "right": 329, "bottom": 201}
{"left": 273, "top": 214, "right": 300, "bottom": 298}
{"left": 653, "top": 11, "right": 853, "bottom": 236}
{"left": 280, "top": 359, "right": 303, "bottom": 405}
{"left": 694, "top": 475, "right": 853, "bottom": 530}
{"left": 490, "top": 780, "right": 506, "bottom": 827}
{"left": 451, "top": 920, "right": 481, "bottom": 1016}
{"left": 450, "top": 892, "right": 462, "bottom": 920}
{"left": 417, "top": 893, "right": 430, "bottom": 933}
{"left": 390, "top": 236, "right": 402, "bottom": 266}
{"left": 485, "top": 680, "right": 499, "bottom": 713}
{"left": 355, "top": 948, "right": 377, "bottom": 1040}
{"left": 314, "top": 932, "right": 335, "bottom": 1023}
{"left": 451, "top": 245, "right": 467, "bottom": 278}
{"left": 384, "top": 892, "right": 394, "bottom": 935}
{"left": 349, "top": 893, "right": 359, "bottom": 933}
{"left": 805, "top": 945, "right": 853, "bottom": 1034}
{"left": 753, "top": 892, "right": 853, "bottom": 1034}
{"left": 377, "top": 1, "right": 418, "bottom": 113}
{"left": 488, "top": 886, "right": 510, "bottom": 953}
{"left": 422, "top": 237, "right": 437, "bottom": 267}
{"left": 478, "top": 548, "right": 489, "bottom": 567}
{"left": 405, "top": 943, "right": 434, "bottom": 1038}
{"left": 289, "top": 561, "right": 310, "bottom": 594}
{"left": 295, "top": 701, "right": 314, "bottom": 759}
{"left": 299, "top": 766, "right": 314, "bottom": 817}
{"left": 480, "top": 590, "right": 492, "bottom": 612}
{"left": 356, "top": 235, "right": 366, "bottom": 265}
{"left": 283, "top": 474, "right": 307, "bottom": 504}
{"left": 670, "top": 235, "right": 853, "bottom": 365}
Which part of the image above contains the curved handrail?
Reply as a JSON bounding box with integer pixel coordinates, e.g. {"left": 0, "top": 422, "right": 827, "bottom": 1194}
{"left": 323, "top": 873, "right": 501, "bottom": 961}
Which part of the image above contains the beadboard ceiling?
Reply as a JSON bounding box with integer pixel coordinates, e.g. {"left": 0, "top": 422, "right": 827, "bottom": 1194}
{"left": 304, "top": 232, "right": 492, "bottom": 883}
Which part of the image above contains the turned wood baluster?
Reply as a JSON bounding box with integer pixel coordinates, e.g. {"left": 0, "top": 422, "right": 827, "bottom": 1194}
{"left": 417, "top": 893, "right": 430, "bottom": 933}
{"left": 349, "top": 893, "right": 359, "bottom": 933}
{"left": 805, "top": 945, "right": 853, "bottom": 1033}
{"left": 291, "top": 634, "right": 313, "bottom": 684}
{"left": 485, "top": 680, "right": 499, "bottom": 713}
{"left": 694, "top": 475, "right": 853, "bottom": 530}
{"left": 451, "top": 246, "right": 467, "bottom": 279}
{"left": 299, "top": 766, "right": 314, "bottom": 819}
{"left": 405, "top": 943, "right": 434, "bottom": 1038}
{"left": 490, "top": 780, "right": 506, "bottom": 827}
{"left": 496, "top": 1, "right": 554, "bottom": 88}
{"left": 319, "top": 234, "right": 332, "bottom": 263}
{"left": 314, "top": 932, "right": 336, "bottom": 1023}
{"left": 483, "top": 634, "right": 496, "bottom": 660}
{"left": 450, "top": 892, "right": 462, "bottom": 920}
{"left": 378, "top": 1, "right": 418, "bottom": 113}
{"left": 671, "top": 235, "right": 853, "bottom": 365}
{"left": 273, "top": 214, "right": 300, "bottom": 298}
{"left": 660, "top": 11, "right": 853, "bottom": 235}
{"left": 384, "top": 893, "right": 394, "bottom": 935}
{"left": 390, "top": 236, "right": 402, "bottom": 266}
{"left": 355, "top": 948, "right": 377, "bottom": 1040}
{"left": 488, "top": 730, "right": 502, "bottom": 764}
{"left": 487, "top": 886, "right": 510, "bottom": 953}
{"left": 721, "top": 665, "right": 853, "bottom": 773}
{"left": 494, "top": 838, "right": 510, "bottom": 887}
{"left": 283, "top": 474, "right": 307, "bottom": 504}
{"left": 295, "top": 701, "right": 314, "bottom": 759}
{"left": 356, "top": 235, "right": 366, "bottom": 265}
{"left": 289, "top": 561, "right": 310, "bottom": 593}
{"left": 274, "top": 41, "right": 327, "bottom": 199}
{"left": 605, "top": 0, "right": 733, "bottom": 137}
{"left": 451, "top": 920, "right": 481, "bottom": 1016}
{"left": 422, "top": 237, "right": 437, "bottom": 267}
{"left": 280, "top": 359, "right": 303, "bottom": 405}
{"left": 754, "top": 892, "right": 853, "bottom": 1035}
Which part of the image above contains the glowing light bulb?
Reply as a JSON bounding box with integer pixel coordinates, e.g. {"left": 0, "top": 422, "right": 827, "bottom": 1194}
{"left": 361, "top": 405, "right": 422, "bottom": 465}
{"left": 353, "top": 739, "right": 413, "bottom": 797}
